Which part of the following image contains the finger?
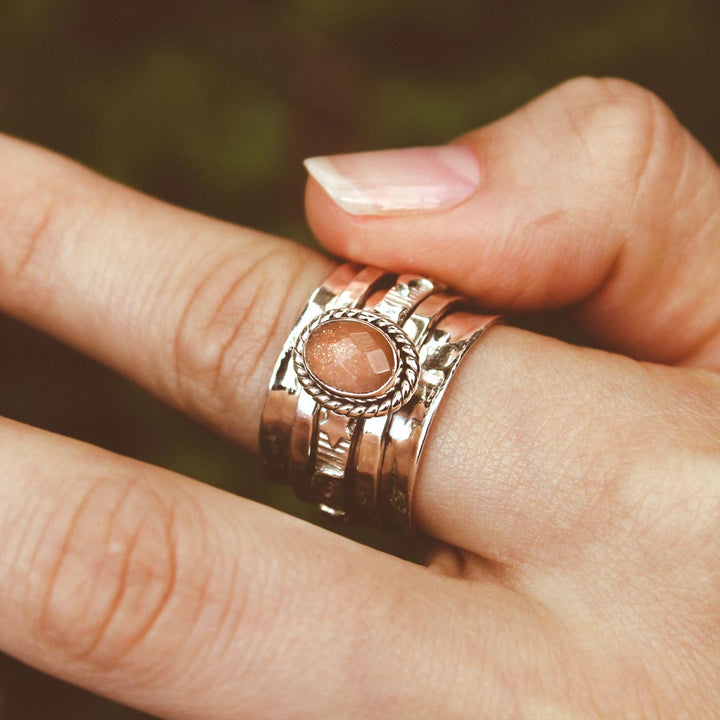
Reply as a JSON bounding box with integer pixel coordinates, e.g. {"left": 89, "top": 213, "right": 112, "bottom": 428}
{"left": 0, "top": 132, "right": 333, "bottom": 448}
{"left": 415, "top": 323, "right": 720, "bottom": 572}
{"left": 0, "top": 416, "right": 546, "bottom": 720}
{"left": 305, "top": 77, "right": 720, "bottom": 370}
{"left": 2, "top": 131, "right": 717, "bottom": 577}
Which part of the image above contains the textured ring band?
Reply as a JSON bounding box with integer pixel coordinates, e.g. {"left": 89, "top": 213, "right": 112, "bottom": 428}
{"left": 259, "top": 262, "right": 499, "bottom": 531}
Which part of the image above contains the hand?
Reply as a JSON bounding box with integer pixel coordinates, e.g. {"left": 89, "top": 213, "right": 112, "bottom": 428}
{"left": 1, "top": 77, "right": 719, "bottom": 718}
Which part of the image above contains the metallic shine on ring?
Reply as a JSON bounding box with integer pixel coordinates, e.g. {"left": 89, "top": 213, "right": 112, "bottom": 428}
{"left": 259, "top": 262, "right": 500, "bottom": 531}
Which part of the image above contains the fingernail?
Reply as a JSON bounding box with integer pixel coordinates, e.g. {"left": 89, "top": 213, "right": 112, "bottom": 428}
{"left": 303, "top": 145, "right": 480, "bottom": 216}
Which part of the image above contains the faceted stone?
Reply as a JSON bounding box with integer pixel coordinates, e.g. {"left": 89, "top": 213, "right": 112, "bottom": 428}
{"left": 304, "top": 319, "right": 397, "bottom": 396}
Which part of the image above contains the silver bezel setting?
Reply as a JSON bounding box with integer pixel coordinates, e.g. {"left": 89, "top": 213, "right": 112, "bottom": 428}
{"left": 293, "top": 308, "right": 420, "bottom": 418}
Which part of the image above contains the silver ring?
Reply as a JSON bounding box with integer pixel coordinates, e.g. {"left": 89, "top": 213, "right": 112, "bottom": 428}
{"left": 259, "top": 262, "right": 500, "bottom": 530}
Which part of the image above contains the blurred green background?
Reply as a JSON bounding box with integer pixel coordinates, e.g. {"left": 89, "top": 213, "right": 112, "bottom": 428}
{"left": 0, "top": 1, "right": 718, "bottom": 717}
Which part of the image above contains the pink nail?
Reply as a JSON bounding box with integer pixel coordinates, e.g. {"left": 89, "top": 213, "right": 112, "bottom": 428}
{"left": 304, "top": 145, "right": 480, "bottom": 216}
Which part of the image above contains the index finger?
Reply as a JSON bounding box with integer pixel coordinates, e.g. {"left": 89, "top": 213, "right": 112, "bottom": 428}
{"left": 0, "top": 132, "right": 333, "bottom": 449}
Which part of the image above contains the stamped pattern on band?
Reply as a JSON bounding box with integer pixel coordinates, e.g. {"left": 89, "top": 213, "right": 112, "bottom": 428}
{"left": 311, "top": 409, "right": 357, "bottom": 517}
{"left": 373, "top": 276, "right": 439, "bottom": 324}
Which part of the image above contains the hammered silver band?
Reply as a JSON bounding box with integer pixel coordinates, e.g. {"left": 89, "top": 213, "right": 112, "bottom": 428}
{"left": 259, "top": 262, "right": 499, "bottom": 530}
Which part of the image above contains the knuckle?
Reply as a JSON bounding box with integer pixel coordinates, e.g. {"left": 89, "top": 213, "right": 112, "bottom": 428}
{"left": 34, "top": 470, "right": 182, "bottom": 668}
{"left": 554, "top": 76, "right": 684, "bottom": 196}
{"left": 0, "top": 140, "right": 92, "bottom": 295}
{"left": 0, "top": 170, "right": 59, "bottom": 292}
{"left": 172, "top": 241, "right": 310, "bottom": 429}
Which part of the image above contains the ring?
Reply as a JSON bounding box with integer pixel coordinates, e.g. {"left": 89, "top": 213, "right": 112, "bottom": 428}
{"left": 259, "top": 262, "right": 500, "bottom": 531}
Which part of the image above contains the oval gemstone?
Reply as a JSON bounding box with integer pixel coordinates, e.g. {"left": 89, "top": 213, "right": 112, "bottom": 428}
{"left": 304, "top": 319, "right": 397, "bottom": 396}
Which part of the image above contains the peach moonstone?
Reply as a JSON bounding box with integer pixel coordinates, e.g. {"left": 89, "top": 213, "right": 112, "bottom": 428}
{"left": 304, "top": 319, "right": 397, "bottom": 396}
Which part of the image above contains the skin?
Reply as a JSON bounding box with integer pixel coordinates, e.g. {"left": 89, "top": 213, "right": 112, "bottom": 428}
{"left": 0, "top": 76, "right": 719, "bottom": 718}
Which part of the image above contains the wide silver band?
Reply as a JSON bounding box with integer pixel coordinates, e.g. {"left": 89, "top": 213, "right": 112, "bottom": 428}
{"left": 259, "top": 262, "right": 499, "bottom": 531}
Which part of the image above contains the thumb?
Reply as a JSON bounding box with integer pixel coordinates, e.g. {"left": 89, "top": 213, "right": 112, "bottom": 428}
{"left": 304, "top": 77, "right": 720, "bottom": 369}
